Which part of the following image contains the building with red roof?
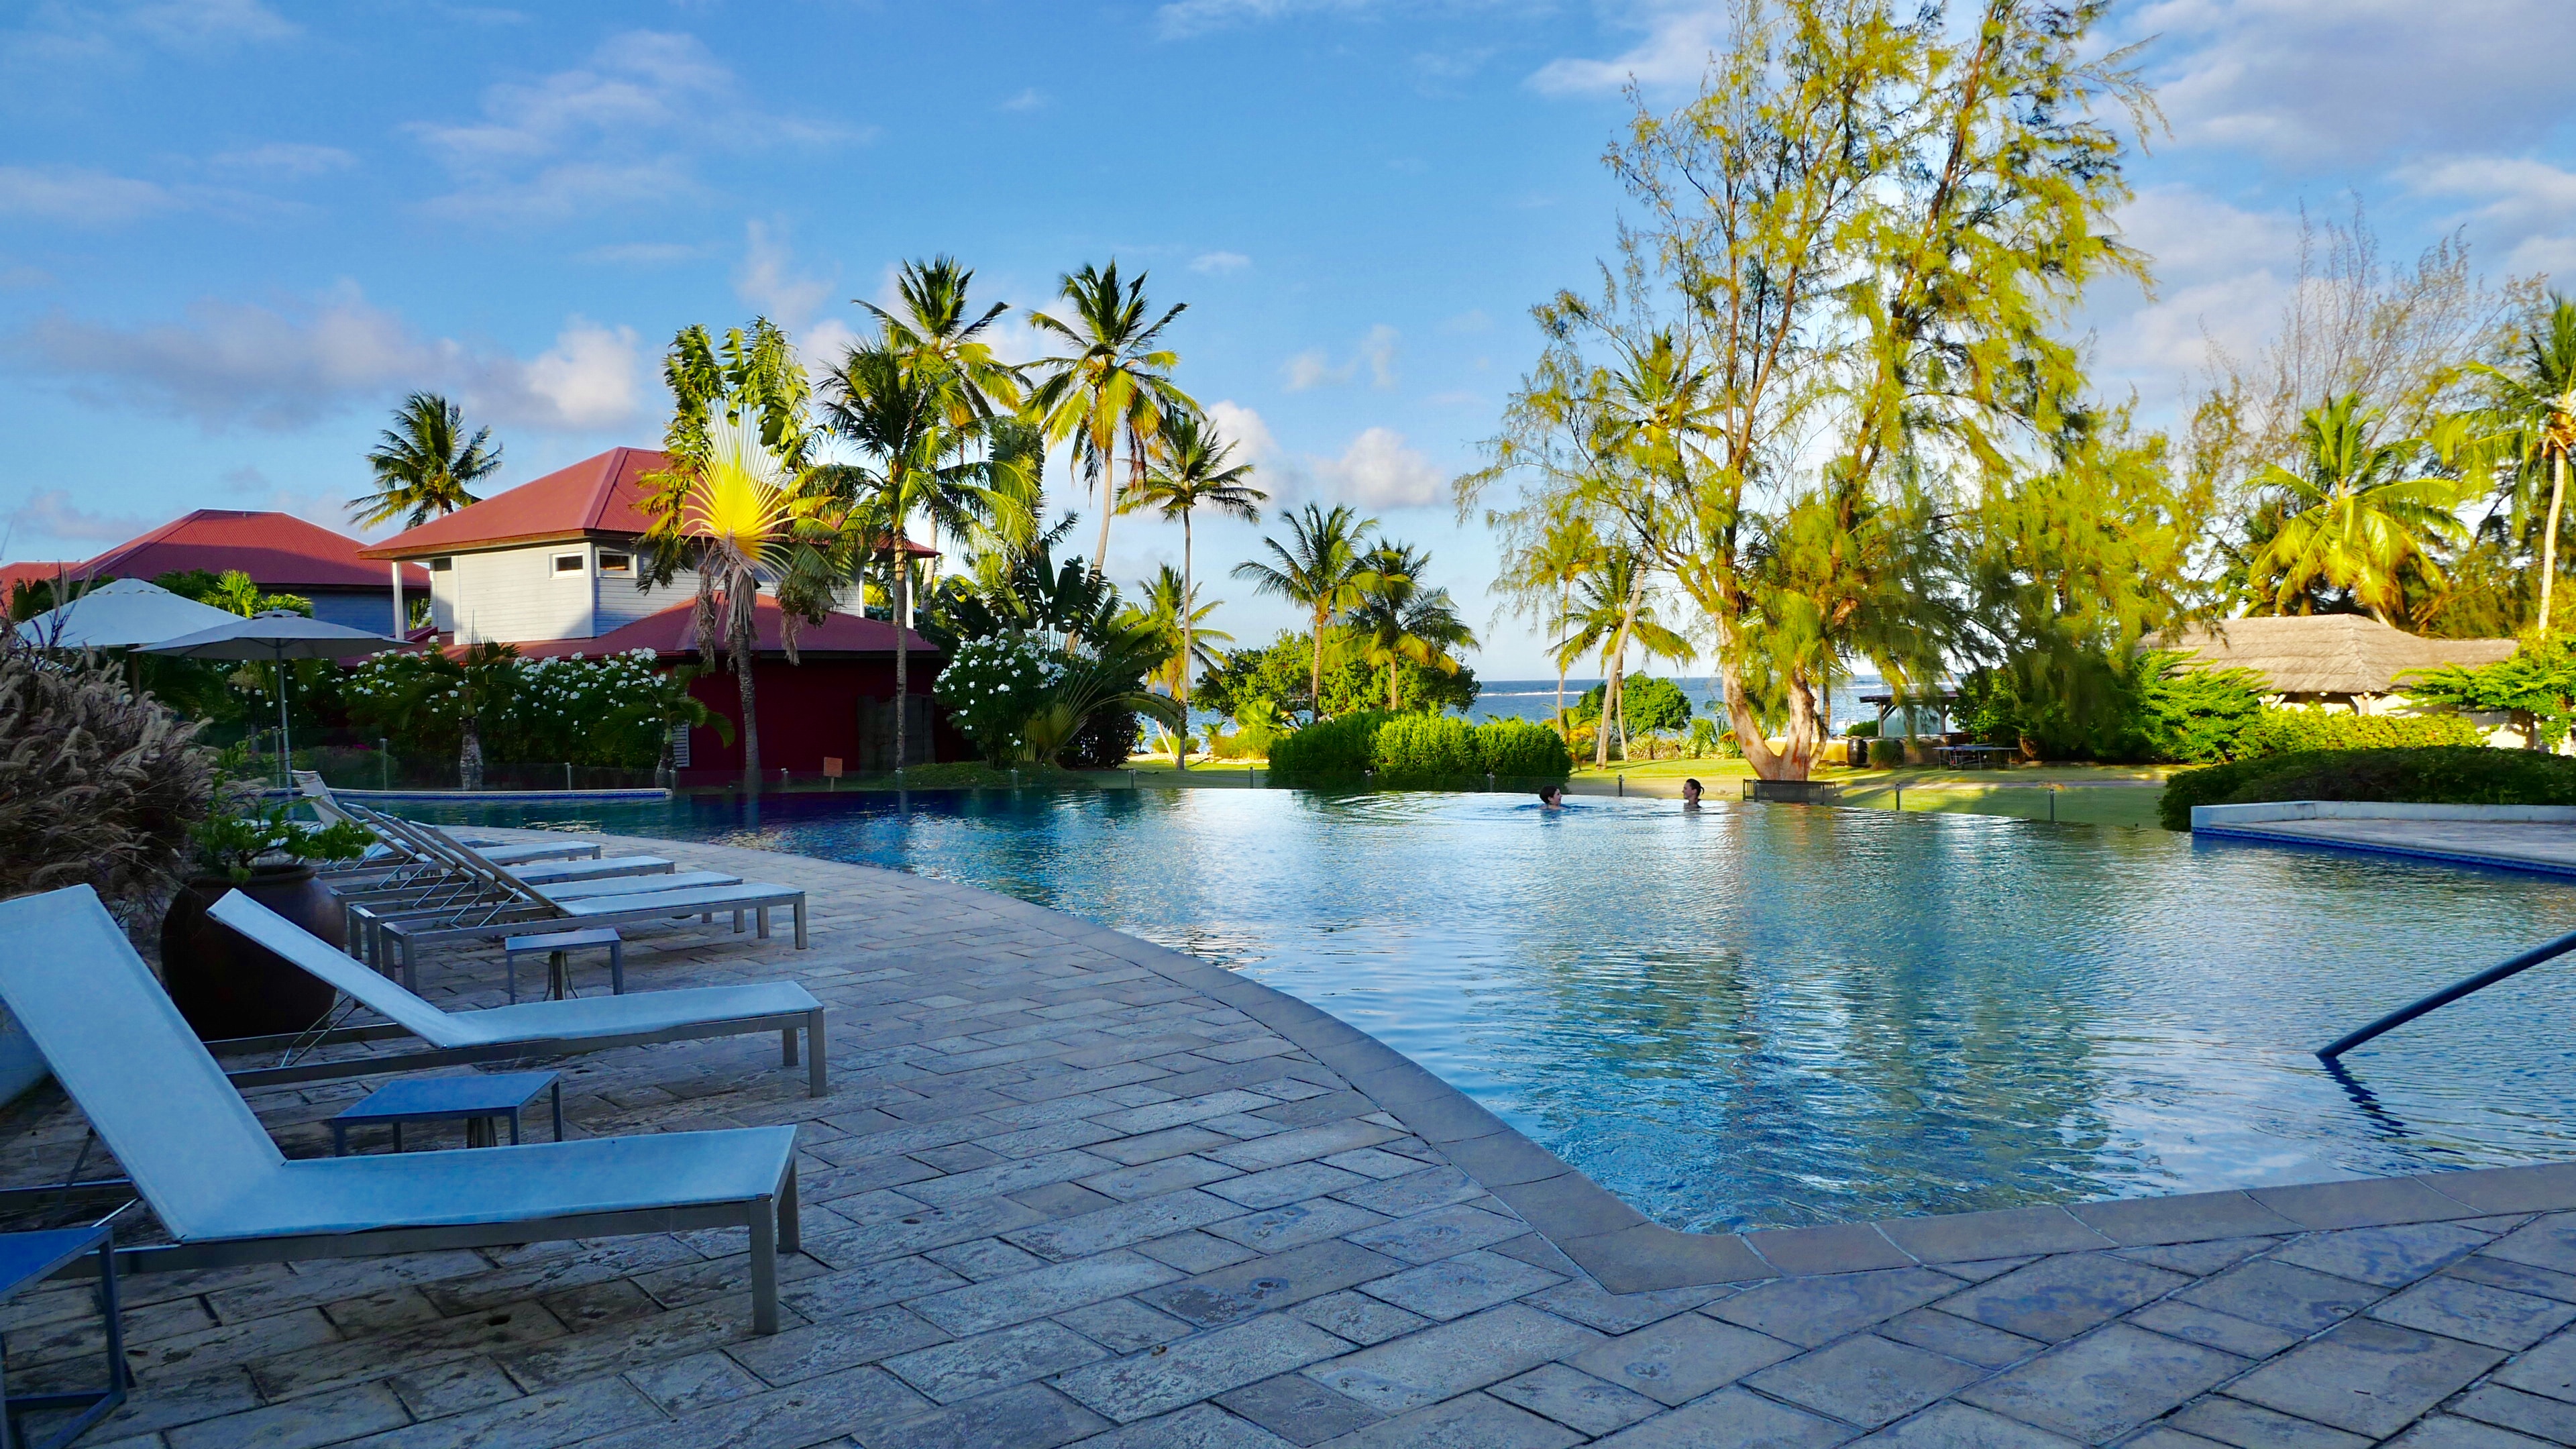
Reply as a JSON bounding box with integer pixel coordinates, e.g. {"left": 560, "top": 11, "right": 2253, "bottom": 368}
{"left": 4, "top": 512, "right": 425, "bottom": 633}
{"left": 363, "top": 446, "right": 955, "bottom": 771}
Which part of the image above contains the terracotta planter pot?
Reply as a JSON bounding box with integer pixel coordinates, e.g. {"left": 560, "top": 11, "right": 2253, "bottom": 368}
{"left": 159, "top": 864, "right": 342, "bottom": 1042}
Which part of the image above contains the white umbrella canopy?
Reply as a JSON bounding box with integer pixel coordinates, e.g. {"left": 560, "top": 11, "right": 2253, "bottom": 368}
{"left": 13, "top": 578, "right": 241, "bottom": 649}
{"left": 142, "top": 610, "right": 421, "bottom": 782}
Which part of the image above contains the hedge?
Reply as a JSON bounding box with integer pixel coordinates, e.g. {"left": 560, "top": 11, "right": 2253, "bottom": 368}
{"left": 1266, "top": 712, "right": 1571, "bottom": 787}
{"left": 2234, "top": 708, "right": 2483, "bottom": 759}
{"left": 2158, "top": 746, "right": 2576, "bottom": 830}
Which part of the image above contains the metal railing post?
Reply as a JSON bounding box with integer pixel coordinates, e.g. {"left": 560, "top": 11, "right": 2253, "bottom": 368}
{"left": 2319, "top": 925, "right": 2576, "bottom": 1060}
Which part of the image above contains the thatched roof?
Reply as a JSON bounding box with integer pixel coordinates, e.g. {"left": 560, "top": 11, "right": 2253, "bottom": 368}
{"left": 2152, "top": 615, "right": 2518, "bottom": 697}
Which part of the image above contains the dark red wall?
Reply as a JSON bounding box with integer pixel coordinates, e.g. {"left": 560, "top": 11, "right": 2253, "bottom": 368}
{"left": 680, "top": 657, "right": 957, "bottom": 775}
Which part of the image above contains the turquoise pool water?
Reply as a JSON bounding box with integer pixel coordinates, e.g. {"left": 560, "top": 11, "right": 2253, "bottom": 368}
{"left": 416, "top": 788, "right": 2576, "bottom": 1234}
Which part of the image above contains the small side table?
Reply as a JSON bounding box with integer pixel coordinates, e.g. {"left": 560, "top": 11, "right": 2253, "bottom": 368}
{"left": 330, "top": 1071, "right": 564, "bottom": 1155}
{"left": 0, "top": 1222, "right": 127, "bottom": 1449}
{"left": 502, "top": 927, "right": 624, "bottom": 1004}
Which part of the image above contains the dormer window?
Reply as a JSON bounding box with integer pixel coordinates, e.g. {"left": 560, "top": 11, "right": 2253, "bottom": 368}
{"left": 597, "top": 551, "right": 633, "bottom": 575}
{"left": 553, "top": 552, "right": 586, "bottom": 576}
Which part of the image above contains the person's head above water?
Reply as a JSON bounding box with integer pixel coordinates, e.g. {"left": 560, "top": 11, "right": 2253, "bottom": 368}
{"left": 1682, "top": 778, "right": 1704, "bottom": 804}
{"left": 1538, "top": 785, "right": 1564, "bottom": 808}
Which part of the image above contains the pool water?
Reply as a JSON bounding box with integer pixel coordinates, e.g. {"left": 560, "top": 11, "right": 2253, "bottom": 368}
{"left": 417, "top": 788, "right": 2576, "bottom": 1234}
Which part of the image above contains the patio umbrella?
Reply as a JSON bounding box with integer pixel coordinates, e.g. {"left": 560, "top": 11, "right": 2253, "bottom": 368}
{"left": 144, "top": 610, "right": 419, "bottom": 784}
{"left": 14, "top": 578, "right": 241, "bottom": 650}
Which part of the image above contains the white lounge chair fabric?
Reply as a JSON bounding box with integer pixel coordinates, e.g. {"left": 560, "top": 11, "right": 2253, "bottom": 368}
{"left": 0, "top": 887, "right": 800, "bottom": 1330}
{"left": 208, "top": 893, "right": 826, "bottom": 1095}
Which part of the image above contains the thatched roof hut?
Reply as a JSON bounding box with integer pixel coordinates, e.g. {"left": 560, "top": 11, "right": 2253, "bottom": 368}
{"left": 2153, "top": 615, "right": 2516, "bottom": 702}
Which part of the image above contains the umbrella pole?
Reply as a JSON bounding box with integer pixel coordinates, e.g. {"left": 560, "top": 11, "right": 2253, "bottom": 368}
{"left": 276, "top": 646, "right": 292, "bottom": 790}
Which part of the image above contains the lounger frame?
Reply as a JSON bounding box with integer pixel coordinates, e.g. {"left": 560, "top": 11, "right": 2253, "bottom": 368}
{"left": 209, "top": 1005, "right": 828, "bottom": 1097}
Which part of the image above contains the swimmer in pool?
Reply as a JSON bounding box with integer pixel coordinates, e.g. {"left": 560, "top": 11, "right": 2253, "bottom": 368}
{"left": 1538, "top": 785, "right": 1564, "bottom": 810}
{"left": 1682, "top": 777, "right": 1703, "bottom": 808}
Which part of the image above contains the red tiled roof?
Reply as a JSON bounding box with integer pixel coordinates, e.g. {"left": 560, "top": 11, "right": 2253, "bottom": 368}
{"left": 363, "top": 447, "right": 669, "bottom": 559}
{"left": 1, "top": 561, "right": 78, "bottom": 596}
{"left": 360, "top": 445, "right": 942, "bottom": 559}
{"left": 506, "top": 599, "right": 940, "bottom": 659}
{"left": 74, "top": 512, "right": 425, "bottom": 590}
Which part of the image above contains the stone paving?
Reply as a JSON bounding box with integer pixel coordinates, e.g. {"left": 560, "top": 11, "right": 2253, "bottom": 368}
{"left": 3, "top": 828, "right": 2576, "bottom": 1447}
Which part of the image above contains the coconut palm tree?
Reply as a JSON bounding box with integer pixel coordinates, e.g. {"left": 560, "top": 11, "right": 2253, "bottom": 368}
{"left": 1233, "top": 503, "right": 1379, "bottom": 722}
{"left": 350, "top": 392, "right": 502, "bottom": 529}
{"left": 1556, "top": 547, "right": 1693, "bottom": 763}
{"left": 1026, "top": 262, "right": 1196, "bottom": 570}
{"left": 1498, "top": 511, "right": 1604, "bottom": 736}
{"left": 2251, "top": 394, "right": 2465, "bottom": 625}
{"left": 1349, "top": 543, "right": 1478, "bottom": 711}
{"left": 2469, "top": 297, "right": 2576, "bottom": 634}
{"left": 859, "top": 258, "right": 1026, "bottom": 578}
{"left": 1124, "top": 564, "right": 1231, "bottom": 759}
{"left": 1121, "top": 411, "right": 1263, "bottom": 728}
{"left": 818, "top": 341, "right": 1018, "bottom": 771}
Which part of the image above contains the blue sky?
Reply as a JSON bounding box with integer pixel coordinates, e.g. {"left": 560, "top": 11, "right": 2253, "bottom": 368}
{"left": 5, "top": 0, "right": 2575, "bottom": 675}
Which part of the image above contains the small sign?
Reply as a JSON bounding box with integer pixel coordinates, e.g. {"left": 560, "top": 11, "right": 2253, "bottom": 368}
{"left": 822, "top": 756, "right": 844, "bottom": 778}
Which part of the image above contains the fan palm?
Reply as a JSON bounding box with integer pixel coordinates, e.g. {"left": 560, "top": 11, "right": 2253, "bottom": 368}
{"left": 350, "top": 392, "right": 501, "bottom": 529}
{"left": 1026, "top": 262, "right": 1197, "bottom": 569}
{"left": 1122, "top": 411, "right": 1263, "bottom": 724}
{"left": 1233, "top": 503, "right": 1379, "bottom": 722}
{"left": 2467, "top": 297, "right": 2576, "bottom": 633}
{"left": 2251, "top": 394, "right": 2465, "bottom": 625}
{"left": 1350, "top": 543, "right": 1478, "bottom": 711}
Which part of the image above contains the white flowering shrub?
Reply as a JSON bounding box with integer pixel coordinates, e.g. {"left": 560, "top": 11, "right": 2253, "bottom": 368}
{"left": 344, "top": 647, "right": 690, "bottom": 767}
{"left": 936, "top": 633, "right": 1067, "bottom": 763}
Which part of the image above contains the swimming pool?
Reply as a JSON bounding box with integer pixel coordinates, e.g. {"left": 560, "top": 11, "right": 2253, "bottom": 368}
{"left": 415, "top": 788, "right": 2576, "bottom": 1234}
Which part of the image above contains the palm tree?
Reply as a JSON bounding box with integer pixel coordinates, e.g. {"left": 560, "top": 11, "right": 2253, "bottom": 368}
{"left": 859, "top": 258, "right": 1025, "bottom": 579}
{"left": 1556, "top": 548, "right": 1693, "bottom": 763}
{"left": 350, "top": 392, "right": 502, "bottom": 529}
{"left": 1349, "top": 543, "right": 1478, "bottom": 710}
{"left": 1233, "top": 503, "right": 1379, "bottom": 722}
{"left": 2469, "top": 297, "right": 2576, "bottom": 634}
{"left": 2251, "top": 394, "right": 2465, "bottom": 625}
{"left": 1122, "top": 410, "right": 1264, "bottom": 729}
{"left": 675, "top": 416, "right": 835, "bottom": 780}
{"left": 1124, "top": 564, "right": 1232, "bottom": 759}
{"left": 817, "top": 341, "right": 1012, "bottom": 771}
{"left": 1026, "top": 262, "right": 1196, "bottom": 570}
{"left": 1499, "top": 512, "right": 1603, "bottom": 736}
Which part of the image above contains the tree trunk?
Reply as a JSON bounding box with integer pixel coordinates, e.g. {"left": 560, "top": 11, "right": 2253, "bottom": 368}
{"left": 2544, "top": 449, "right": 2567, "bottom": 637}
{"left": 1554, "top": 582, "right": 1570, "bottom": 739}
{"left": 1389, "top": 659, "right": 1400, "bottom": 711}
{"left": 1090, "top": 426, "right": 1121, "bottom": 570}
{"left": 459, "top": 717, "right": 484, "bottom": 792}
{"left": 894, "top": 542, "right": 911, "bottom": 773}
{"left": 1594, "top": 580, "right": 1641, "bottom": 768}
{"left": 735, "top": 616, "right": 761, "bottom": 784}
{"left": 1309, "top": 612, "right": 1326, "bottom": 724}
{"left": 1178, "top": 511, "right": 1194, "bottom": 770}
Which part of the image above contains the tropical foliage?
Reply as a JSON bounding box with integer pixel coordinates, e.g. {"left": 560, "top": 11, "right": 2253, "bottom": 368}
{"left": 341, "top": 647, "right": 712, "bottom": 773}
{"left": 1267, "top": 711, "right": 1571, "bottom": 786}
{"left": 350, "top": 392, "right": 502, "bottom": 529}
{"left": 2160, "top": 747, "right": 2576, "bottom": 830}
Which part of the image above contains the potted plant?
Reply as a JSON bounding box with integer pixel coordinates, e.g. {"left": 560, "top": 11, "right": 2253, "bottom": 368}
{"left": 158, "top": 800, "right": 374, "bottom": 1042}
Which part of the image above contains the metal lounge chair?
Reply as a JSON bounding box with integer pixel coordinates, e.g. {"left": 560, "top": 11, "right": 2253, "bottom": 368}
{"left": 294, "top": 772, "right": 598, "bottom": 870}
{"left": 208, "top": 892, "right": 828, "bottom": 1097}
{"left": 0, "top": 887, "right": 802, "bottom": 1332}
{"left": 337, "top": 811, "right": 734, "bottom": 959}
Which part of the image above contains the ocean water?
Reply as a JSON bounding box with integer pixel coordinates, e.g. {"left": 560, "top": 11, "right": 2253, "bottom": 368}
{"left": 418, "top": 788, "right": 2576, "bottom": 1233}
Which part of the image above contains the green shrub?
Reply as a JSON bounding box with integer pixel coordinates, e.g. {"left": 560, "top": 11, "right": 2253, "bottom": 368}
{"left": 1868, "top": 737, "right": 1904, "bottom": 767}
{"left": 2235, "top": 708, "right": 2483, "bottom": 759}
{"left": 2157, "top": 746, "right": 2576, "bottom": 830}
{"left": 1375, "top": 715, "right": 1481, "bottom": 786}
{"left": 1265, "top": 711, "right": 1389, "bottom": 782}
{"left": 1475, "top": 718, "right": 1572, "bottom": 780}
{"left": 1845, "top": 719, "right": 1880, "bottom": 738}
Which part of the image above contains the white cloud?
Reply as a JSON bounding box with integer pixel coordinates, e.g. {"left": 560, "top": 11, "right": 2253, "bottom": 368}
{"left": 2137, "top": 0, "right": 2576, "bottom": 168}
{"left": 406, "top": 31, "right": 856, "bottom": 223}
{"left": 2400, "top": 156, "right": 2576, "bottom": 276}
{"left": 15, "top": 282, "right": 645, "bottom": 433}
{"left": 1283, "top": 324, "right": 1400, "bottom": 391}
{"left": 5, "top": 0, "right": 294, "bottom": 68}
{"left": 733, "top": 221, "right": 863, "bottom": 370}
{"left": 1205, "top": 400, "right": 1282, "bottom": 466}
{"left": 1155, "top": 0, "right": 1379, "bottom": 40}
{"left": 1191, "top": 250, "right": 1250, "bottom": 275}
{"left": 121, "top": 0, "right": 294, "bottom": 48}
{"left": 1001, "top": 87, "right": 1048, "bottom": 112}
{"left": 0, "top": 166, "right": 175, "bottom": 226}
{"left": 1314, "top": 426, "right": 1444, "bottom": 508}
{"left": 577, "top": 240, "right": 706, "bottom": 266}
{"left": 6, "top": 490, "right": 155, "bottom": 547}
{"left": 210, "top": 142, "right": 354, "bottom": 178}
{"left": 1529, "top": 2, "right": 1727, "bottom": 97}
{"left": 215, "top": 465, "right": 403, "bottom": 539}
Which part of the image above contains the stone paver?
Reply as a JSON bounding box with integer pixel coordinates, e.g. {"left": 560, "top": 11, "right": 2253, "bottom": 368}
{"left": 6, "top": 828, "right": 2576, "bottom": 1449}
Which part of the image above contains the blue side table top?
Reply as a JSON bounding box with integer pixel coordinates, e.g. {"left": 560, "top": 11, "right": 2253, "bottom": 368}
{"left": 332, "top": 1072, "right": 560, "bottom": 1126}
{"left": 0, "top": 1224, "right": 110, "bottom": 1299}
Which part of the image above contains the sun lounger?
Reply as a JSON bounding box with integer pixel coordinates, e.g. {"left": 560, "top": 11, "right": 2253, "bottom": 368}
{"left": 207, "top": 893, "right": 826, "bottom": 1096}
{"left": 379, "top": 883, "right": 809, "bottom": 989}
{"left": 294, "top": 773, "right": 599, "bottom": 869}
{"left": 0, "top": 887, "right": 801, "bottom": 1332}
{"left": 347, "top": 870, "right": 745, "bottom": 965}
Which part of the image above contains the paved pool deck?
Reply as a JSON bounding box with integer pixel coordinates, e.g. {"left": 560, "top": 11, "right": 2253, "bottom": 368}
{"left": 8, "top": 829, "right": 2576, "bottom": 1448}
